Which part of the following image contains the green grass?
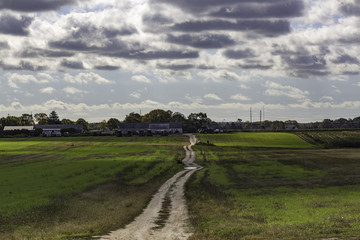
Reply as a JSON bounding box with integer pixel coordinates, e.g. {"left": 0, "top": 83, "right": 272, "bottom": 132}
{"left": 197, "top": 132, "right": 313, "bottom": 149}
{"left": 187, "top": 132, "right": 360, "bottom": 239}
{"left": 0, "top": 135, "right": 188, "bottom": 239}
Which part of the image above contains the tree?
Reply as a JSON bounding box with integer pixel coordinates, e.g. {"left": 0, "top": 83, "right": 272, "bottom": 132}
{"left": 262, "top": 120, "right": 272, "bottom": 129}
{"left": 21, "top": 114, "right": 34, "bottom": 126}
{"left": 271, "top": 121, "right": 285, "bottom": 130}
{"left": 48, "top": 111, "right": 61, "bottom": 124}
{"left": 171, "top": 112, "right": 186, "bottom": 122}
{"left": 34, "top": 113, "right": 48, "bottom": 125}
{"left": 0, "top": 116, "right": 21, "bottom": 126}
{"left": 142, "top": 109, "right": 172, "bottom": 123}
{"left": 124, "top": 112, "right": 142, "bottom": 123}
{"left": 61, "top": 118, "right": 74, "bottom": 125}
{"left": 353, "top": 116, "right": 360, "bottom": 128}
{"left": 76, "top": 118, "right": 90, "bottom": 131}
{"left": 321, "top": 119, "right": 333, "bottom": 129}
{"left": 99, "top": 120, "right": 108, "bottom": 130}
{"left": 107, "top": 118, "right": 120, "bottom": 130}
{"left": 188, "top": 112, "right": 211, "bottom": 130}
{"left": 334, "top": 118, "right": 349, "bottom": 128}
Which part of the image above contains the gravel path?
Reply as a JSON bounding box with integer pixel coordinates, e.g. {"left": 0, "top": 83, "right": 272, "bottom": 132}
{"left": 97, "top": 134, "right": 201, "bottom": 240}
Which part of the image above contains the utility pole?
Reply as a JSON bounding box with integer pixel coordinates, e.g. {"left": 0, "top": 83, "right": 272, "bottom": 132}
{"left": 250, "top": 107, "right": 252, "bottom": 129}
{"left": 260, "top": 110, "right": 262, "bottom": 125}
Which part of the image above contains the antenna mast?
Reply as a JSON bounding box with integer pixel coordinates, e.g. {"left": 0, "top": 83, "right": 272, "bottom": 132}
{"left": 263, "top": 106, "right": 265, "bottom": 121}
{"left": 250, "top": 107, "right": 252, "bottom": 129}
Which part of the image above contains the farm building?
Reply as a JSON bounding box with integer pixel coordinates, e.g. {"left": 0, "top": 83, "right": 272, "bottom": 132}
{"left": 34, "top": 124, "right": 84, "bottom": 137}
{"left": 35, "top": 124, "right": 83, "bottom": 132}
{"left": 42, "top": 128, "right": 61, "bottom": 137}
{"left": 118, "top": 123, "right": 183, "bottom": 136}
{"left": 3, "top": 126, "right": 35, "bottom": 131}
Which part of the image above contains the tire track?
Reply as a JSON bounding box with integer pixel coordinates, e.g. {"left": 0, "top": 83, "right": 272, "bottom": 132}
{"left": 96, "top": 134, "right": 201, "bottom": 240}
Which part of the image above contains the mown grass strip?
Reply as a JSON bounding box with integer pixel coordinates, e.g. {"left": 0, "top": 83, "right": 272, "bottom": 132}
{"left": 197, "top": 132, "right": 313, "bottom": 149}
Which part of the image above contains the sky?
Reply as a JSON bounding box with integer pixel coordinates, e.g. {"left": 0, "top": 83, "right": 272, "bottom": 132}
{"left": 0, "top": 0, "right": 360, "bottom": 122}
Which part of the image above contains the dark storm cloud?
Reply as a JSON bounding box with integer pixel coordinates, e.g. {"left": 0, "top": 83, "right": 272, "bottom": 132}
{"left": 339, "top": 34, "right": 360, "bottom": 44}
{"left": 0, "top": 41, "right": 9, "bottom": 49}
{"left": 172, "top": 20, "right": 291, "bottom": 36}
{"left": 157, "top": 63, "right": 194, "bottom": 70}
{"left": 19, "top": 48, "right": 75, "bottom": 58}
{"left": 167, "top": 34, "right": 235, "bottom": 48}
{"left": 211, "top": 0, "right": 304, "bottom": 19}
{"left": 153, "top": 0, "right": 286, "bottom": 13}
{"left": 48, "top": 22, "right": 138, "bottom": 54}
{"left": 142, "top": 13, "right": 174, "bottom": 32}
{"left": 0, "top": 60, "right": 46, "bottom": 71}
{"left": 271, "top": 44, "right": 333, "bottom": 77}
{"left": 143, "top": 13, "right": 173, "bottom": 25}
{"left": 340, "top": 2, "right": 360, "bottom": 16}
{"left": 42, "top": 50, "right": 75, "bottom": 58}
{"left": 239, "top": 63, "right": 273, "bottom": 70}
{"left": 0, "top": 0, "right": 76, "bottom": 12}
{"left": 50, "top": 38, "right": 199, "bottom": 60}
{"left": 50, "top": 40, "right": 98, "bottom": 51}
{"left": 50, "top": 38, "right": 131, "bottom": 53}
{"left": 61, "top": 59, "right": 84, "bottom": 69}
{"left": 197, "top": 64, "right": 216, "bottom": 70}
{"left": 282, "top": 55, "right": 329, "bottom": 77}
{"left": 0, "top": 14, "right": 33, "bottom": 36}
{"left": 343, "top": 71, "right": 360, "bottom": 75}
{"left": 95, "top": 65, "right": 120, "bottom": 70}
{"left": 109, "top": 50, "right": 199, "bottom": 60}
{"left": 223, "top": 49, "right": 256, "bottom": 59}
{"left": 331, "top": 54, "right": 359, "bottom": 64}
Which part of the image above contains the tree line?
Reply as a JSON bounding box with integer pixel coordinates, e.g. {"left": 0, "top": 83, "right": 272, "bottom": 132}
{"left": 0, "top": 110, "right": 212, "bottom": 133}
{"left": 1, "top": 109, "right": 360, "bottom": 133}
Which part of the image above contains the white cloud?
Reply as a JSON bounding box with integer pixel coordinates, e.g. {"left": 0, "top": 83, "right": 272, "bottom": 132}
{"left": 320, "top": 96, "right": 334, "bottom": 102}
{"left": 204, "top": 93, "right": 222, "bottom": 101}
{"left": 198, "top": 70, "right": 249, "bottom": 83}
{"left": 230, "top": 94, "right": 251, "bottom": 101}
{"left": 185, "top": 94, "right": 203, "bottom": 104}
{"left": 37, "top": 73, "right": 54, "bottom": 81}
{"left": 131, "top": 75, "right": 151, "bottom": 83}
{"left": 40, "top": 87, "right": 56, "bottom": 94}
{"left": 130, "top": 91, "right": 141, "bottom": 99}
{"left": 7, "top": 73, "right": 49, "bottom": 89}
{"left": 63, "top": 87, "right": 83, "bottom": 94}
{"left": 239, "top": 84, "right": 249, "bottom": 89}
{"left": 64, "top": 72, "right": 113, "bottom": 85}
{"left": 129, "top": 87, "right": 147, "bottom": 99}
{"left": 264, "top": 81, "right": 309, "bottom": 100}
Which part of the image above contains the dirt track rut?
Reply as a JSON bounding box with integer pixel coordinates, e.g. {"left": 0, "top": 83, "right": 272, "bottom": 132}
{"left": 97, "top": 134, "right": 200, "bottom": 240}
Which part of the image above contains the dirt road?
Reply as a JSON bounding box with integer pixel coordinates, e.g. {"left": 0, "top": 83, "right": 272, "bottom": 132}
{"left": 97, "top": 134, "right": 200, "bottom": 240}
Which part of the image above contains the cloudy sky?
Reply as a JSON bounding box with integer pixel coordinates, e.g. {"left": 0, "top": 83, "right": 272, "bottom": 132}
{"left": 1, "top": 0, "right": 360, "bottom": 122}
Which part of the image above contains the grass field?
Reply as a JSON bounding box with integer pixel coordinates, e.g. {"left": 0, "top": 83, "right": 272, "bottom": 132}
{"left": 197, "top": 132, "right": 313, "bottom": 149}
{"left": 187, "top": 132, "right": 360, "bottom": 239}
{"left": 0, "top": 135, "right": 188, "bottom": 239}
{"left": 296, "top": 131, "right": 360, "bottom": 148}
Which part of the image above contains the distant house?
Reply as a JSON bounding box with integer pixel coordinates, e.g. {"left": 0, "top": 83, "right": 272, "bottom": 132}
{"left": 118, "top": 123, "right": 183, "bottom": 136}
{"left": 3, "top": 126, "right": 34, "bottom": 131}
{"left": 285, "top": 124, "right": 298, "bottom": 130}
{"left": 42, "top": 128, "right": 61, "bottom": 137}
{"left": 88, "top": 128, "right": 115, "bottom": 136}
{"left": 34, "top": 124, "right": 83, "bottom": 137}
